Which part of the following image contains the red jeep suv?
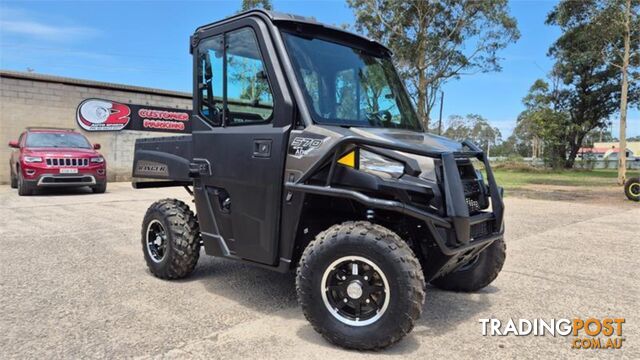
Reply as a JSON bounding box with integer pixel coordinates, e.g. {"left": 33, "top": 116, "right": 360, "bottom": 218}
{"left": 8, "top": 128, "right": 107, "bottom": 195}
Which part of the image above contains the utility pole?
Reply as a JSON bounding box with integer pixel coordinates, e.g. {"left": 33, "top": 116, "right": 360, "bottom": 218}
{"left": 617, "top": 0, "right": 631, "bottom": 185}
{"left": 437, "top": 91, "right": 444, "bottom": 135}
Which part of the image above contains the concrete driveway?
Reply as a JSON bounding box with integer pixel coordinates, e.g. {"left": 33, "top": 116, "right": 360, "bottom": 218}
{"left": 0, "top": 183, "right": 637, "bottom": 359}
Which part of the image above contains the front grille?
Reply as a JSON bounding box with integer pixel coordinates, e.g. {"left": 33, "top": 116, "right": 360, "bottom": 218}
{"left": 465, "top": 197, "right": 481, "bottom": 213}
{"left": 458, "top": 161, "right": 488, "bottom": 214}
{"left": 46, "top": 158, "right": 89, "bottom": 167}
{"left": 470, "top": 221, "right": 493, "bottom": 239}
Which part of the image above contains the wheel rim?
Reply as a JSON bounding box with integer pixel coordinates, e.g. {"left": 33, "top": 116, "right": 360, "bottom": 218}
{"left": 146, "top": 219, "right": 167, "bottom": 263}
{"left": 630, "top": 183, "right": 640, "bottom": 197}
{"left": 321, "top": 256, "right": 390, "bottom": 327}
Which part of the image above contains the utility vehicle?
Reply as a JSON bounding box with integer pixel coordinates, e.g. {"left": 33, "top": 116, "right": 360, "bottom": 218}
{"left": 625, "top": 176, "right": 640, "bottom": 201}
{"left": 132, "top": 10, "right": 505, "bottom": 350}
{"left": 8, "top": 127, "right": 106, "bottom": 195}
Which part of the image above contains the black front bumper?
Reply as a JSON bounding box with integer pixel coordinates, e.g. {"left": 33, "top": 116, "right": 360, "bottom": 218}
{"left": 286, "top": 138, "right": 505, "bottom": 272}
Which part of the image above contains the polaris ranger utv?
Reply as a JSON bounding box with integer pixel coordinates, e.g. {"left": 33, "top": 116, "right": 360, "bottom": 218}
{"left": 133, "top": 10, "right": 505, "bottom": 350}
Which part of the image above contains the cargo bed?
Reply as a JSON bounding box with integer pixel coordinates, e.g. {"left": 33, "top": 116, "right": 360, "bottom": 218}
{"left": 131, "top": 135, "right": 193, "bottom": 188}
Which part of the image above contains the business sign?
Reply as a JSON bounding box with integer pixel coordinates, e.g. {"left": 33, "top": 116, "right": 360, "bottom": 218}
{"left": 77, "top": 98, "right": 192, "bottom": 133}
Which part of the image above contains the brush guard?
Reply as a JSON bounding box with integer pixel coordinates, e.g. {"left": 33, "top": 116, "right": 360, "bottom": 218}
{"left": 285, "top": 137, "right": 504, "bottom": 261}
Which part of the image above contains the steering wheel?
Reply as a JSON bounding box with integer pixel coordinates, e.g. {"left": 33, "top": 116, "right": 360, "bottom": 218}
{"left": 366, "top": 109, "right": 392, "bottom": 126}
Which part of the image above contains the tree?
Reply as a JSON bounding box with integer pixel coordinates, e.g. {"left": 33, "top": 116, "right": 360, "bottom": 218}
{"left": 517, "top": 79, "right": 571, "bottom": 168}
{"left": 347, "top": 0, "right": 519, "bottom": 129}
{"left": 547, "top": 0, "right": 639, "bottom": 172}
{"left": 521, "top": 0, "right": 640, "bottom": 169}
{"left": 496, "top": 113, "right": 544, "bottom": 158}
{"left": 241, "top": 0, "right": 271, "bottom": 11}
{"left": 442, "top": 114, "right": 502, "bottom": 155}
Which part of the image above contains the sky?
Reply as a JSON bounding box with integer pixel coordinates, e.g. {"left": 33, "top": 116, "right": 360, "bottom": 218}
{"left": 0, "top": 0, "right": 638, "bottom": 138}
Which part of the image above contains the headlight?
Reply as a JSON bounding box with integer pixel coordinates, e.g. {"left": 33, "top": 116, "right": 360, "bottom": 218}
{"left": 23, "top": 156, "right": 43, "bottom": 163}
{"left": 338, "top": 149, "right": 404, "bottom": 179}
{"left": 90, "top": 157, "right": 104, "bottom": 163}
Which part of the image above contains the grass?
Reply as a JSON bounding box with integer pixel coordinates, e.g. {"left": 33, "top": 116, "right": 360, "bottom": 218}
{"left": 490, "top": 168, "right": 640, "bottom": 190}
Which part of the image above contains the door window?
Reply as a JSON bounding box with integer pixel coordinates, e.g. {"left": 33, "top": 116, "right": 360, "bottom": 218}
{"left": 226, "top": 28, "right": 273, "bottom": 124}
{"left": 197, "top": 28, "right": 273, "bottom": 126}
{"left": 198, "top": 35, "right": 224, "bottom": 126}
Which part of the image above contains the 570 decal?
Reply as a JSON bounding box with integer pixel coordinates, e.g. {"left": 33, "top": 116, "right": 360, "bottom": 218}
{"left": 289, "top": 136, "right": 326, "bottom": 158}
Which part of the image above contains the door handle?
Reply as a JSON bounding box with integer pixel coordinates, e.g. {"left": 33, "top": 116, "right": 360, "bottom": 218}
{"left": 253, "top": 139, "right": 272, "bottom": 158}
{"left": 189, "top": 159, "right": 211, "bottom": 177}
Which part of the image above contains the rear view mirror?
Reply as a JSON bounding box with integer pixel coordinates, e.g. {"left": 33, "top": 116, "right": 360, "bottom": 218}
{"left": 93, "top": 143, "right": 101, "bottom": 150}
{"left": 8, "top": 140, "right": 19, "bottom": 148}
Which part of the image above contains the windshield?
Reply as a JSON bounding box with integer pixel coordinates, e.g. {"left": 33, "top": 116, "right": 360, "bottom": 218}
{"left": 26, "top": 133, "right": 92, "bottom": 149}
{"left": 282, "top": 33, "right": 421, "bottom": 131}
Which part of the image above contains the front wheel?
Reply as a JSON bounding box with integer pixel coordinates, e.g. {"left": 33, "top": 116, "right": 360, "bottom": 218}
{"left": 430, "top": 238, "right": 506, "bottom": 292}
{"left": 624, "top": 177, "right": 640, "bottom": 202}
{"left": 141, "top": 199, "right": 200, "bottom": 279}
{"left": 92, "top": 182, "right": 107, "bottom": 194}
{"left": 296, "top": 221, "right": 425, "bottom": 350}
{"left": 17, "top": 172, "right": 33, "bottom": 196}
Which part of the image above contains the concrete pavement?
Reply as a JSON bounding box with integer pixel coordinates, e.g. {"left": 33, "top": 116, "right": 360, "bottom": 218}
{"left": 0, "top": 183, "right": 637, "bottom": 359}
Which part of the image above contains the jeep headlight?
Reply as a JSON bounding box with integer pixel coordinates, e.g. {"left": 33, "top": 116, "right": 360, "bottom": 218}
{"left": 338, "top": 149, "right": 404, "bottom": 179}
{"left": 23, "top": 156, "right": 43, "bottom": 163}
{"left": 91, "top": 156, "right": 104, "bottom": 163}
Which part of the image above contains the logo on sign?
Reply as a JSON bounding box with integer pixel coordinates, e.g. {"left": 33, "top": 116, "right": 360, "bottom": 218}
{"left": 77, "top": 99, "right": 131, "bottom": 131}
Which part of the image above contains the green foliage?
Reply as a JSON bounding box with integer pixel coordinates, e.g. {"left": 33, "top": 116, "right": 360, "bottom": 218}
{"left": 241, "top": 0, "right": 272, "bottom": 11}
{"left": 347, "top": 0, "right": 519, "bottom": 128}
{"left": 442, "top": 114, "right": 502, "bottom": 153}
{"left": 492, "top": 168, "right": 639, "bottom": 189}
{"left": 517, "top": 0, "right": 639, "bottom": 169}
{"left": 494, "top": 112, "right": 542, "bottom": 157}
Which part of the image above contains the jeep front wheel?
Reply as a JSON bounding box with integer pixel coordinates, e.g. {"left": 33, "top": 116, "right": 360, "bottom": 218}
{"left": 141, "top": 199, "right": 200, "bottom": 279}
{"left": 296, "top": 221, "right": 425, "bottom": 350}
{"left": 17, "top": 171, "right": 33, "bottom": 196}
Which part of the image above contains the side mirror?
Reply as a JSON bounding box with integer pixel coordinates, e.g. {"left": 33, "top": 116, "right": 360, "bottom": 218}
{"left": 8, "top": 140, "right": 19, "bottom": 148}
{"left": 93, "top": 143, "right": 101, "bottom": 150}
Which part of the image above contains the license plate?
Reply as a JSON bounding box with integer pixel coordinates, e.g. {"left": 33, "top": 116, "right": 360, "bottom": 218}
{"left": 60, "top": 168, "right": 78, "bottom": 174}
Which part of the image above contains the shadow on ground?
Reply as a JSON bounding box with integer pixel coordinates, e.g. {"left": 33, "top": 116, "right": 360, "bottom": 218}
{"left": 26, "top": 186, "right": 96, "bottom": 196}
{"left": 188, "top": 255, "right": 496, "bottom": 353}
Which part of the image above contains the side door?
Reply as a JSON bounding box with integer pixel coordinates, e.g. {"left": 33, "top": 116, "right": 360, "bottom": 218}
{"left": 191, "top": 19, "right": 293, "bottom": 266}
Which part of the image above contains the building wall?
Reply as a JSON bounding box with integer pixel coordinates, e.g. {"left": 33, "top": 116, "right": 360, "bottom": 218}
{"left": 594, "top": 142, "right": 640, "bottom": 155}
{"left": 0, "top": 72, "right": 192, "bottom": 184}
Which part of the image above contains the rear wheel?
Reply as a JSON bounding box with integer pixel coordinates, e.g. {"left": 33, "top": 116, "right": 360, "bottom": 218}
{"left": 141, "top": 199, "right": 200, "bottom": 279}
{"left": 430, "top": 238, "right": 506, "bottom": 292}
{"left": 10, "top": 169, "right": 17, "bottom": 189}
{"left": 296, "top": 221, "right": 425, "bottom": 350}
{"left": 624, "top": 177, "right": 640, "bottom": 202}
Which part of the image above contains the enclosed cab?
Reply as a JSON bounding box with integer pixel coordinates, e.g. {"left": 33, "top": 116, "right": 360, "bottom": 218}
{"left": 133, "top": 10, "right": 505, "bottom": 350}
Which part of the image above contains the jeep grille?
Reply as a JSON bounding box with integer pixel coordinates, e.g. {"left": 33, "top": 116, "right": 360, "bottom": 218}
{"left": 46, "top": 158, "right": 89, "bottom": 167}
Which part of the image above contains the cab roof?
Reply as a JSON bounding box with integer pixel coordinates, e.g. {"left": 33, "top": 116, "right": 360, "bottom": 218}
{"left": 192, "top": 9, "right": 391, "bottom": 56}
